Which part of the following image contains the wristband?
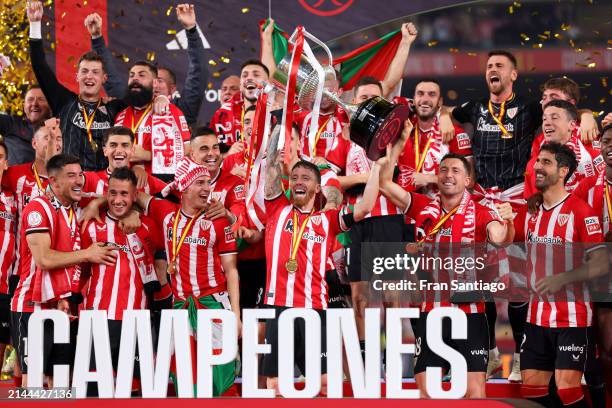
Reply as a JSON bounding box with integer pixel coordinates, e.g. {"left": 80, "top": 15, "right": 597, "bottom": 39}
{"left": 30, "top": 21, "right": 42, "bottom": 39}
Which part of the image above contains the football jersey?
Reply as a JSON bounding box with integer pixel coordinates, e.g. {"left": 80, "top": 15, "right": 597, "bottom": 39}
{"left": 11, "top": 194, "right": 80, "bottom": 312}
{"left": 210, "top": 92, "right": 245, "bottom": 147}
{"left": 328, "top": 140, "right": 401, "bottom": 218}
{"left": 209, "top": 167, "right": 246, "bottom": 219}
{"left": 294, "top": 106, "right": 348, "bottom": 159}
{"left": 523, "top": 132, "right": 604, "bottom": 198}
{"left": 0, "top": 191, "right": 17, "bottom": 295}
{"left": 514, "top": 194, "right": 603, "bottom": 328}
{"left": 264, "top": 193, "right": 350, "bottom": 310}
{"left": 145, "top": 198, "right": 237, "bottom": 300}
{"left": 82, "top": 213, "right": 162, "bottom": 320}
{"left": 90, "top": 168, "right": 167, "bottom": 195}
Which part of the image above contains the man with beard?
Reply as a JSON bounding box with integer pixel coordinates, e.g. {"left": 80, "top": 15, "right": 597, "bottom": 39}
{"left": 397, "top": 78, "right": 472, "bottom": 196}
{"left": 211, "top": 60, "right": 269, "bottom": 151}
{"left": 219, "top": 75, "right": 240, "bottom": 106}
{"left": 512, "top": 143, "right": 607, "bottom": 408}
{"left": 114, "top": 61, "right": 191, "bottom": 183}
{"left": 86, "top": 4, "right": 206, "bottom": 129}
{"left": 0, "top": 86, "right": 50, "bottom": 165}
{"left": 10, "top": 154, "right": 117, "bottom": 387}
{"left": 572, "top": 124, "right": 612, "bottom": 401}
{"left": 261, "top": 119, "right": 388, "bottom": 394}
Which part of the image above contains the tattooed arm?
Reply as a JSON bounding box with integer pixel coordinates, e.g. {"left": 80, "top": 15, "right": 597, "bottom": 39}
{"left": 264, "top": 126, "right": 283, "bottom": 199}
{"left": 322, "top": 186, "right": 343, "bottom": 211}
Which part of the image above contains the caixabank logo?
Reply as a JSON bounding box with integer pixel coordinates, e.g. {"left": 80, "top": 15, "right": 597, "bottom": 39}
{"left": 298, "top": 0, "right": 354, "bottom": 17}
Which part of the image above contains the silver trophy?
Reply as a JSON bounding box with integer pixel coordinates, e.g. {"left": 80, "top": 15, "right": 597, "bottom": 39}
{"left": 266, "top": 28, "right": 409, "bottom": 160}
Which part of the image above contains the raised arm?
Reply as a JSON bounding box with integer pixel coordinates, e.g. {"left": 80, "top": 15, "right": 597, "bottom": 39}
{"left": 27, "top": 1, "right": 74, "bottom": 114}
{"left": 86, "top": 13, "right": 124, "bottom": 98}
{"left": 174, "top": 4, "right": 206, "bottom": 128}
{"left": 381, "top": 23, "right": 417, "bottom": 98}
{"left": 486, "top": 203, "right": 515, "bottom": 245}
{"left": 264, "top": 126, "right": 283, "bottom": 199}
{"left": 260, "top": 19, "right": 277, "bottom": 77}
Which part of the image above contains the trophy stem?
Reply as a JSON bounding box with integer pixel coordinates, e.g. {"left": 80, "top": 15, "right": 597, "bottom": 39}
{"left": 323, "top": 90, "right": 357, "bottom": 117}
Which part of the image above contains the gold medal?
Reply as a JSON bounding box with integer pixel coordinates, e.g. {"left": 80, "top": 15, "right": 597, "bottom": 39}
{"left": 90, "top": 139, "right": 99, "bottom": 151}
{"left": 501, "top": 132, "right": 513, "bottom": 139}
{"left": 488, "top": 95, "right": 514, "bottom": 139}
{"left": 167, "top": 261, "right": 176, "bottom": 275}
{"left": 285, "top": 259, "right": 298, "bottom": 273}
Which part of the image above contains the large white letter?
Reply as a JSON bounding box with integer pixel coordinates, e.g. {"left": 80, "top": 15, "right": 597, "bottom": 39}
{"left": 72, "top": 311, "right": 114, "bottom": 398}
{"left": 115, "top": 310, "right": 155, "bottom": 397}
{"left": 154, "top": 310, "right": 194, "bottom": 398}
{"left": 27, "top": 310, "right": 70, "bottom": 388}
{"left": 426, "top": 307, "right": 467, "bottom": 398}
{"left": 326, "top": 308, "right": 380, "bottom": 398}
{"left": 385, "top": 308, "right": 420, "bottom": 398}
{"left": 278, "top": 308, "right": 321, "bottom": 398}
{"left": 241, "top": 308, "right": 275, "bottom": 398}
{"left": 197, "top": 309, "right": 237, "bottom": 397}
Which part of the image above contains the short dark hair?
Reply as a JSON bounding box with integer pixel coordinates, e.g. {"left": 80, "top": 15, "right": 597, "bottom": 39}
{"left": 542, "top": 77, "right": 580, "bottom": 104}
{"left": 0, "top": 140, "right": 9, "bottom": 159}
{"left": 488, "top": 50, "right": 517, "bottom": 68}
{"left": 440, "top": 153, "right": 471, "bottom": 174}
{"left": 46, "top": 154, "right": 81, "bottom": 176}
{"left": 603, "top": 124, "right": 612, "bottom": 135}
{"left": 78, "top": 51, "right": 106, "bottom": 72}
{"left": 103, "top": 126, "right": 134, "bottom": 146}
{"left": 354, "top": 76, "right": 383, "bottom": 96}
{"left": 158, "top": 67, "right": 177, "bottom": 84}
{"left": 415, "top": 78, "right": 442, "bottom": 90}
{"left": 191, "top": 126, "right": 216, "bottom": 142}
{"left": 543, "top": 99, "right": 578, "bottom": 122}
{"left": 245, "top": 105, "right": 257, "bottom": 114}
{"left": 291, "top": 160, "right": 321, "bottom": 184}
{"left": 130, "top": 60, "right": 158, "bottom": 77}
{"left": 25, "top": 84, "right": 42, "bottom": 96}
{"left": 240, "top": 59, "right": 269, "bottom": 77}
{"left": 539, "top": 142, "right": 578, "bottom": 184}
{"left": 109, "top": 167, "right": 138, "bottom": 187}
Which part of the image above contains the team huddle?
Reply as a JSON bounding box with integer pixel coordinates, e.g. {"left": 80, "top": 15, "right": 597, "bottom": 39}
{"left": 0, "top": 1, "right": 610, "bottom": 404}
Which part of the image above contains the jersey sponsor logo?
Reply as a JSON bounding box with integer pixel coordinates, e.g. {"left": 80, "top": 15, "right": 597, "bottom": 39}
{"left": 526, "top": 230, "right": 563, "bottom": 244}
{"left": 0, "top": 211, "right": 14, "bottom": 221}
{"left": 593, "top": 155, "right": 605, "bottom": 173}
{"left": 470, "top": 348, "right": 487, "bottom": 356}
{"left": 96, "top": 224, "right": 107, "bottom": 231}
{"left": 71, "top": 112, "right": 112, "bottom": 131}
{"left": 476, "top": 117, "right": 515, "bottom": 133}
{"left": 558, "top": 214, "right": 569, "bottom": 227}
{"left": 439, "top": 227, "right": 452, "bottom": 236}
{"left": 27, "top": 211, "right": 43, "bottom": 227}
{"left": 224, "top": 226, "right": 235, "bottom": 242}
{"left": 456, "top": 132, "right": 470, "bottom": 149}
{"left": 585, "top": 216, "right": 602, "bottom": 235}
{"left": 559, "top": 344, "right": 584, "bottom": 353}
{"left": 506, "top": 107, "right": 518, "bottom": 119}
{"left": 233, "top": 185, "right": 245, "bottom": 200}
{"left": 284, "top": 218, "right": 294, "bottom": 232}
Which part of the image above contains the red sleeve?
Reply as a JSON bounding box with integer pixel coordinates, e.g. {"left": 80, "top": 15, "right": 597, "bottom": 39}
{"left": 327, "top": 137, "right": 350, "bottom": 173}
{"left": 82, "top": 172, "right": 100, "bottom": 194}
{"left": 475, "top": 204, "right": 503, "bottom": 241}
{"left": 586, "top": 142, "right": 605, "bottom": 174}
{"left": 405, "top": 192, "right": 430, "bottom": 219}
{"left": 577, "top": 204, "right": 604, "bottom": 244}
{"left": 573, "top": 176, "right": 595, "bottom": 202}
{"left": 215, "top": 218, "right": 238, "bottom": 255}
{"left": 227, "top": 179, "right": 247, "bottom": 219}
{"left": 448, "top": 125, "right": 472, "bottom": 156}
{"left": 323, "top": 205, "right": 352, "bottom": 236}
{"left": 513, "top": 206, "right": 528, "bottom": 242}
{"left": 222, "top": 153, "right": 240, "bottom": 174}
{"left": 145, "top": 198, "right": 177, "bottom": 220}
{"left": 171, "top": 104, "right": 191, "bottom": 143}
{"left": 2, "top": 165, "right": 19, "bottom": 193}
{"left": 147, "top": 175, "right": 167, "bottom": 195}
{"left": 523, "top": 154, "right": 538, "bottom": 199}
{"left": 142, "top": 216, "right": 165, "bottom": 251}
{"left": 22, "top": 199, "right": 53, "bottom": 235}
{"left": 321, "top": 169, "right": 341, "bottom": 191}
{"left": 81, "top": 221, "right": 94, "bottom": 248}
{"left": 265, "top": 192, "right": 290, "bottom": 221}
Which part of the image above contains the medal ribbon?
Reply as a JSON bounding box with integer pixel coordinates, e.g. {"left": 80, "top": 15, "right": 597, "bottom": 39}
{"left": 131, "top": 104, "right": 153, "bottom": 144}
{"left": 170, "top": 210, "right": 205, "bottom": 267}
{"left": 418, "top": 206, "right": 458, "bottom": 243}
{"left": 487, "top": 93, "right": 514, "bottom": 137}
{"left": 414, "top": 126, "right": 433, "bottom": 173}
{"left": 605, "top": 183, "right": 612, "bottom": 225}
{"left": 239, "top": 104, "right": 246, "bottom": 143}
{"left": 80, "top": 99, "right": 102, "bottom": 148}
{"left": 289, "top": 209, "right": 314, "bottom": 262}
{"left": 32, "top": 163, "right": 45, "bottom": 191}
{"left": 311, "top": 116, "right": 331, "bottom": 157}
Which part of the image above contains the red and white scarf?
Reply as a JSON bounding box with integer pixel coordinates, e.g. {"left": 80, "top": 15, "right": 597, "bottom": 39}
{"left": 418, "top": 190, "right": 476, "bottom": 243}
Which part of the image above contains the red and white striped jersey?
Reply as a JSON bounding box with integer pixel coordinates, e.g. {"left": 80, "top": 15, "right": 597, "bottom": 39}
{"left": 328, "top": 140, "right": 402, "bottom": 218}
{"left": 397, "top": 122, "right": 472, "bottom": 192}
{"left": 407, "top": 191, "right": 500, "bottom": 314}
{"left": 514, "top": 194, "right": 604, "bottom": 328}
{"left": 210, "top": 167, "right": 246, "bottom": 219}
{"left": 145, "top": 198, "right": 237, "bottom": 300}
{"left": 81, "top": 213, "right": 162, "bottom": 320}
{"left": 210, "top": 92, "right": 245, "bottom": 147}
{"left": 295, "top": 106, "right": 349, "bottom": 159}
{"left": 11, "top": 195, "right": 80, "bottom": 312}
{"left": 0, "top": 191, "right": 17, "bottom": 295}
{"left": 90, "top": 168, "right": 167, "bottom": 196}
{"left": 264, "top": 194, "right": 350, "bottom": 310}
{"left": 523, "top": 132, "right": 604, "bottom": 198}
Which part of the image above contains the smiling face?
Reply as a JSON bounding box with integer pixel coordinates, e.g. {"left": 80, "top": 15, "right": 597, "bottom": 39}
{"left": 486, "top": 55, "right": 517, "bottom": 96}
{"left": 50, "top": 163, "right": 84, "bottom": 204}
{"left": 289, "top": 165, "right": 321, "bottom": 208}
{"left": 220, "top": 75, "right": 240, "bottom": 104}
{"left": 103, "top": 134, "right": 134, "bottom": 171}
{"left": 242, "top": 109, "right": 255, "bottom": 144}
{"left": 600, "top": 129, "right": 612, "bottom": 168}
{"left": 190, "top": 134, "right": 221, "bottom": 175}
{"left": 437, "top": 158, "right": 470, "bottom": 197}
{"left": 182, "top": 175, "right": 211, "bottom": 211}
{"left": 353, "top": 83, "right": 382, "bottom": 104}
{"left": 414, "top": 81, "right": 442, "bottom": 121}
{"left": 32, "top": 127, "right": 62, "bottom": 161}
{"left": 77, "top": 60, "right": 107, "bottom": 100}
{"left": 153, "top": 68, "right": 176, "bottom": 98}
{"left": 240, "top": 64, "right": 267, "bottom": 102}
{"left": 127, "top": 65, "right": 155, "bottom": 107}
{"left": 23, "top": 88, "right": 50, "bottom": 125}
{"left": 542, "top": 106, "right": 575, "bottom": 144}
{"left": 541, "top": 88, "right": 574, "bottom": 107}
{"left": 533, "top": 150, "right": 567, "bottom": 191}
{"left": 107, "top": 178, "right": 136, "bottom": 219}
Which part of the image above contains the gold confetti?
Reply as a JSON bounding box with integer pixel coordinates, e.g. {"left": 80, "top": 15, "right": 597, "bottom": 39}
{"left": 587, "top": 62, "right": 596, "bottom": 68}
{"left": 427, "top": 40, "right": 439, "bottom": 47}
{"left": 241, "top": 7, "right": 250, "bottom": 13}
{"left": 561, "top": 24, "right": 571, "bottom": 31}
{"left": 569, "top": 39, "right": 575, "bottom": 48}
{"left": 166, "top": 6, "right": 173, "bottom": 16}
{"left": 212, "top": 72, "right": 221, "bottom": 78}
{"left": 121, "top": 55, "right": 130, "bottom": 63}
{"left": 600, "top": 98, "right": 607, "bottom": 104}
{"left": 602, "top": 77, "right": 608, "bottom": 88}
{"left": 467, "top": 52, "right": 477, "bottom": 57}
{"left": 167, "top": 29, "right": 176, "bottom": 35}
{"left": 220, "top": 56, "right": 230, "bottom": 63}
{"left": 520, "top": 33, "right": 530, "bottom": 41}
{"left": 554, "top": 33, "right": 562, "bottom": 39}
{"left": 532, "top": 43, "right": 543, "bottom": 48}
{"left": 83, "top": 0, "right": 88, "bottom": 5}
{"left": 208, "top": 59, "right": 217, "bottom": 66}
{"left": 61, "top": 11, "right": 66, "bottom": 19}
{"left": 207, "top": 82, "right": 213, "bottom": 89}
{"left": 146, "top": 52, "right": 155, "bottom": 62}
{"left": 508, "top": 5, "right": 514, "bottom": 14}
{"left": 449, "top": 48, "right": 459, "bottom": 53}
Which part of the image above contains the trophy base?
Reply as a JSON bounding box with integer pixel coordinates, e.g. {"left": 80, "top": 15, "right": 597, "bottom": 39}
{"left": 349, "top": 97, "right": 410, "bottom": 161}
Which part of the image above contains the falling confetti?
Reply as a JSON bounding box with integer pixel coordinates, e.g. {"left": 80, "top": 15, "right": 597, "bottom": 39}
{"left": 208, "top": 59, "right": 217, "bottom": 66}
{"left": 520, "top": 33, "right": 530, "bottom": 41}
{"left": 587, "top": 62, "right": 596, "bottom": 68}
{"left": 220, "top": 56, "right": 230, "bottom": 63}
{"left": 561, "top": 24, "right": 571, "bottom": 31}
{"left": 602, "top": 77, "right": 608, "bottom": 88}
{"left": 146, "top": 52, "right": 155, "bottom": 62}
{"left": 467, "top": 52, "right": 477, "bottom": 57}
{"left": 167, "top": 29, "right": 177, "bottom": 35}
{"left": 532, "top": 43, "right": 543, "bottom": 48}
{"left": 449, "top": 48, "right": 459, "bottom": 53}
{"left": 241, "top": 7, "right": 250, "bottom": 13}
{"left": 166, "top": 6, "right": 173, "bottom": 16}
{"left": 121, "top": 55, "right": 130, "bottom": 63}
{"left": 427, "top": 40, "right": 439, "bottom": 47}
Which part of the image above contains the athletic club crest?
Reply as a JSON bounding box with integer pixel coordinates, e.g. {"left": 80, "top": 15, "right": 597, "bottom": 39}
{"left": 557, "top": 214, "right": 569, "bottom": 227}
{"left": 311, "top": 215, "right": 322, "bottom": 226}
{"left": 506, "top": 107, "right": 518, "bottom": 119}
{"left": 200, "top": 219, "right": 212, "bottom": 230}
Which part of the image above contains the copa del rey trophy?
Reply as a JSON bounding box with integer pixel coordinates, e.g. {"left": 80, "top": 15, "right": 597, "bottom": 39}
{"left": 265, "top": 26, "right": 409, "bottom": 160}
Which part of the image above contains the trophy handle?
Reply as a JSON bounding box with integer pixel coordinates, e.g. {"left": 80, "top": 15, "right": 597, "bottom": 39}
{"left": 288, "top": 27, "right": 334, "bottom": 66}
